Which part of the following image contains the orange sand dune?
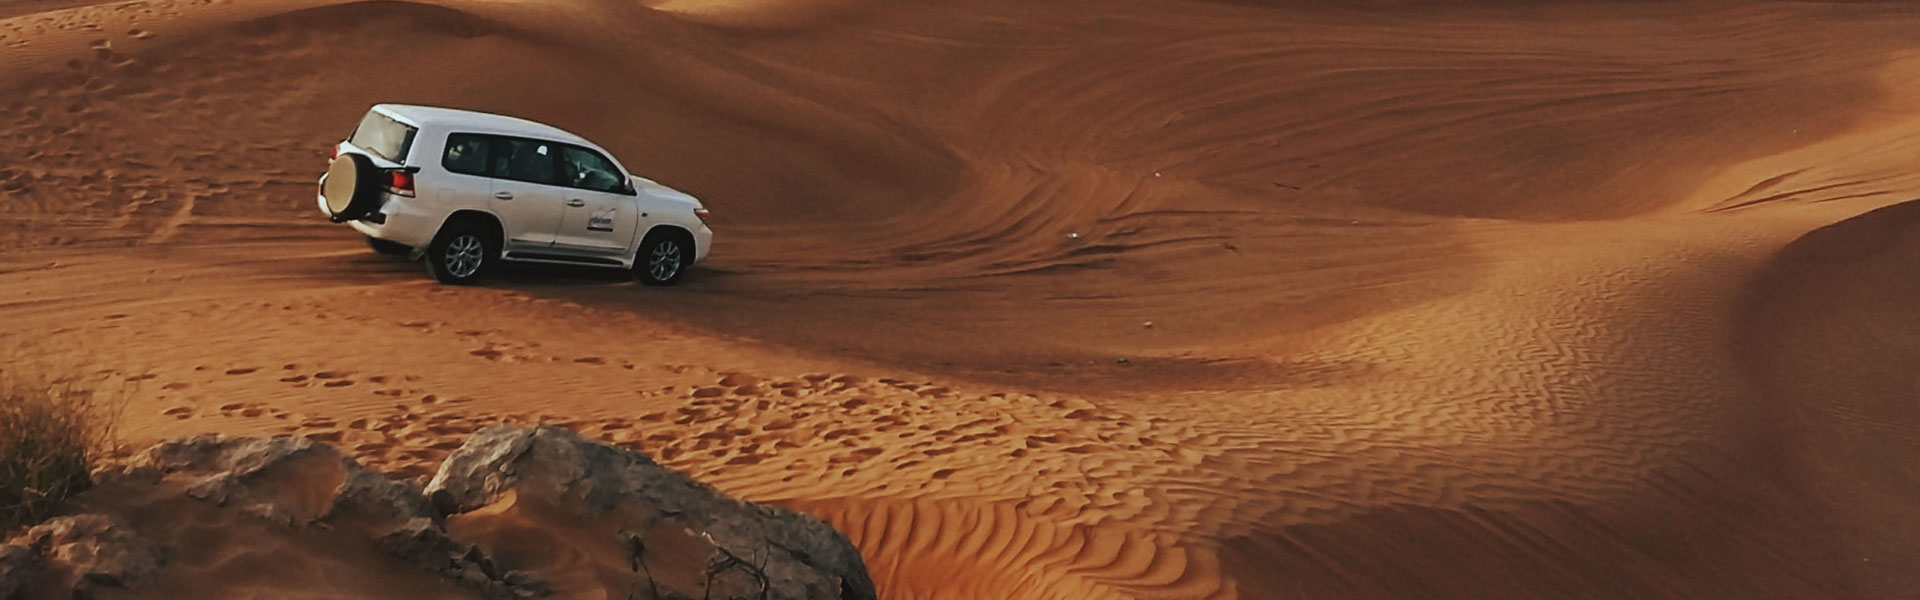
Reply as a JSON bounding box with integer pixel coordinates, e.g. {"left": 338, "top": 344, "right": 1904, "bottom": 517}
{"left": 5, "top": 0, "right": 1920, "bottom": 597}
{"left": 1738, "top": 199, "right": 1920, "bottom": 599}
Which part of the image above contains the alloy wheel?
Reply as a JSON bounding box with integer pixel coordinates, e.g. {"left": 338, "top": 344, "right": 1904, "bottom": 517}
{"left": 445, "top": 234, "right": 484, "bottom": 278}
{"left": 649, "top": 240, "right": 683, "bottom": 282}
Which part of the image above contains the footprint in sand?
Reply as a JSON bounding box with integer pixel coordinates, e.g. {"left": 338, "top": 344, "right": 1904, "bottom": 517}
{"left": 322, "top": 380, "right": 354, "bottom": 388}
{"left": 425, "top": 422, "right": 473, "bottom": 437}
{"left": 224, "top": 367, "right": 255, "bottom": 375}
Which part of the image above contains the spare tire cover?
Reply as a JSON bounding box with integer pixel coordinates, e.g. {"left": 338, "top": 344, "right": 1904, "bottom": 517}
{"left": 322, "top": 153, "right": 382, "bottom": 221}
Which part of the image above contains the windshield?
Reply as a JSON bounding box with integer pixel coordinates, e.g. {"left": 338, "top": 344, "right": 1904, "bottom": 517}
{"left": 348, "top": 110, "right": 418, "bottom": 164}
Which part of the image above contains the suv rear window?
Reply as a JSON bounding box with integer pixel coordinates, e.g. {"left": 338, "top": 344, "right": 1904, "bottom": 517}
{"left": 349, "top": 111, "right": 418, "bottom": 163}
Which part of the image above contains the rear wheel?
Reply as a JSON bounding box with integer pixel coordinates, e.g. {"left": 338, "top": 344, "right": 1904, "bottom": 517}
{"left": 424, "top": 224, "right": 495, "bottom": 285}
{"left": 632, "top": 230, "right": 692, "bottom": 286}
{"left": 365, "top": 236, "right": 410, "bottom": 256}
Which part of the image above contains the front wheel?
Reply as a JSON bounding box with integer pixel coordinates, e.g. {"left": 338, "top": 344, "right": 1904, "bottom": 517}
{"left": 424, "top": 224, "right": 495, "bottom": 285}
{"left": 632, "top": 231, "right": 691, "bottom": 287}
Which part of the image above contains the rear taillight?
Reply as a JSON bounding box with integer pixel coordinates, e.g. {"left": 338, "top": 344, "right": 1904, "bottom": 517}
{"left": 329, "top": 145, "right": 338, "bottom": 160}
{"left": 694, "top": 207, "right": 711, "bottom": 226}
{"left": 383, "top": 169, "right": 415, "bottom": 197}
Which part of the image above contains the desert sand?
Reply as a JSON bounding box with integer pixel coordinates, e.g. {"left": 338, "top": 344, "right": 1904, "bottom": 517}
{"left": 4, "top": 0, "right": 1920, "bottom": 597}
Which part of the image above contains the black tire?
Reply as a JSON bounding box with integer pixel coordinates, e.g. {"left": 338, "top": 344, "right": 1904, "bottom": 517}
{"left": 424, "top": 223, "right": 496, "bottom": 285}
{"left": 365, "top": 236, "right": 410, "bottom": 256}
{"left": 321, "top": 153, "right": 383, "bottom": 222}
{"left": 632, "top": 229, "right": 692, "bottom": 286}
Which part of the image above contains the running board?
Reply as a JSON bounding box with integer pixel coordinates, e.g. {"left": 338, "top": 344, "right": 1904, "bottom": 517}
{"left": 503, "top": 252, "right": 625, "bottom": 267}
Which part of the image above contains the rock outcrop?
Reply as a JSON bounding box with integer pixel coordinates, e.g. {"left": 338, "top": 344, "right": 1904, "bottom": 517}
{"left": 2, "top": 514, "right": 162, "bottom": 600}
{"left": 428, "top": 426, "right": 878, "bottom": 600}
{"left": 380, "top": 515, "right": 548, "bottom": 599}
{"left": 1, "top": 428, "right": 874, "bottom": 600}
{"left": 107, "top": 434, "right": 432, "bottom": 527}
{"left": 0, "top": 544, "right": 36, "bottom": 599}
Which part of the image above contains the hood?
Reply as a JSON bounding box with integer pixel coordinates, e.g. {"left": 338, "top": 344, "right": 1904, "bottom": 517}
{"left": 630, "top": 175, "right": 700, "bottom": 208}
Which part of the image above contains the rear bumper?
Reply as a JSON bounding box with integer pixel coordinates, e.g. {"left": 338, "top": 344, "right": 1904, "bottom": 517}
{"left": 317, "top": 174, "right": 438, "bottom": 248}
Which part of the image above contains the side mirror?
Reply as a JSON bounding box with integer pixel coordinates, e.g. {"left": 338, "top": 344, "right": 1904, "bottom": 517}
{"left": 622, "top": 178, "right": 637, "bottom": 195}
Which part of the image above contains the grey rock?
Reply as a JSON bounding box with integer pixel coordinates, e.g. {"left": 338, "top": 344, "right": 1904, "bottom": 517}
{"left": 11, "top": 514, "right": 163, "bottom": 598}
{"left": 377, "top": 517, "right": 545, "bottom": 599}
{"left": 427, "top": 426, "right": 877, "bottom": 600}
{"left": 378, "top": 517, "right": 460, "bottom": 571}
{"left": 113, "top": 434, "right": 431, "bottom": 527}
{"left": 0, "top": 543, "right": 39, "bottom": 600}
{"left": 96, "top": 435, "right": 540, "bottom": 598}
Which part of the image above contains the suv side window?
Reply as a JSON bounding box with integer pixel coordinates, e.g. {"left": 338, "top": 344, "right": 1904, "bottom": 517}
{"left": 489, "top": 137, "right": 556, "bottom": 185}
{"left": 558, "top": 145, "right": 626, "bottom": 194}
{"left": 442, "top": 133, "right": 491, "bottom": 177}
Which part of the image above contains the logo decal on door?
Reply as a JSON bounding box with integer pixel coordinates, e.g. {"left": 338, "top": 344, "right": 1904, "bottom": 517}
{"left": 588, "top": 207, "right": 616, "bottom": 232}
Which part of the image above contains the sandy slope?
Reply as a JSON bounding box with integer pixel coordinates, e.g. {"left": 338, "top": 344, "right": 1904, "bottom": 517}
{"left": 5, "top": 0, "right": 1920, "bottom": 597}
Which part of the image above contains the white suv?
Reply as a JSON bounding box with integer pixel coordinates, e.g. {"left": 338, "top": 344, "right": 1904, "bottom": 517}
{"left": 318, "top": 104, "right": 712, "bottom": 285}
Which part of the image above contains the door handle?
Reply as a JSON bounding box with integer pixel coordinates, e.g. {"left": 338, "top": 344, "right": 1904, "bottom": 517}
{"left": 567, "top": 199, "right": 586, "bottom": 207}
{"left": 493, "top": 192, "right": 514, "bottom": 200}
